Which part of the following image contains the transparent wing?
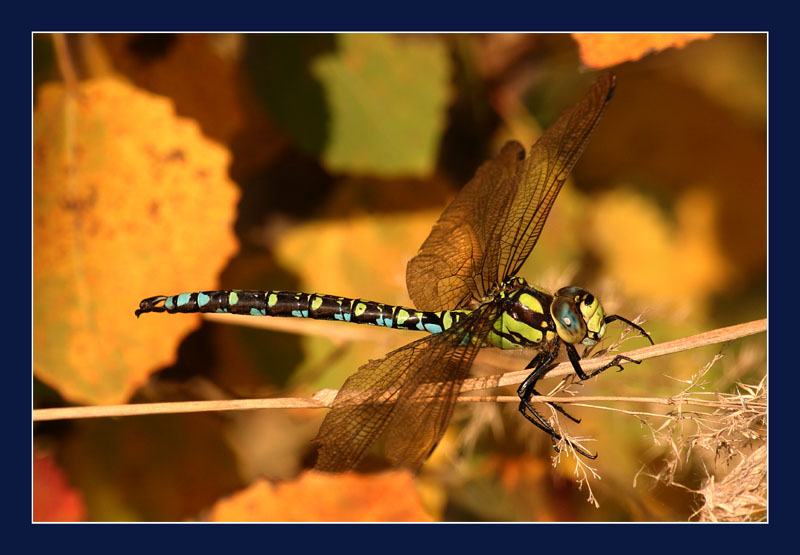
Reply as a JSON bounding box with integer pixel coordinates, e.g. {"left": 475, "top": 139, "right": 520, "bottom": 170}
{"left": 314, "top": 305, "right": 497, "bottom": 472}
{"left": 407, "top": 72, "right": 615, "bottom": 311}
{"left": 406, "top": 141, "right": 525, "bottom": 311}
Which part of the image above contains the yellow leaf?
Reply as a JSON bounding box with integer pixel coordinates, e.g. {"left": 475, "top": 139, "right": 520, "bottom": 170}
{"left": 586, "top": 187, "right": 730, "bottom": 316}
{"left": 275, "top": 210, "right": 439, "bottom": 303}
{"left": 273, "top": 210, "right": 440, "bottom": 390}
{"left": 33, "top": 77, "right": 239, "bottom": 405}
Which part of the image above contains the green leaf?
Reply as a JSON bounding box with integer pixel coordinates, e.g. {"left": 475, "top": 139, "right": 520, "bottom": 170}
{"left": 311, "top": 34, "right": 451, "bottom": 177}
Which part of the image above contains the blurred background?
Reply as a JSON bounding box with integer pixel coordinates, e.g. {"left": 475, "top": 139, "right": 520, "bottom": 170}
{"left": 33, "top": 32, "right": 766, "bottom": 522}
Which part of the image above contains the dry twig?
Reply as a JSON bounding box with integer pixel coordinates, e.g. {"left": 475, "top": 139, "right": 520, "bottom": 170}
{"left": 33, "top": 318, "right": 765, "bottom": 422}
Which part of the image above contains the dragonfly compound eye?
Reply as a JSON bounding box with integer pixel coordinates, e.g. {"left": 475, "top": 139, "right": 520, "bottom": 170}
{"left": 551, "top": 296, "right": 587, "bottom": 344}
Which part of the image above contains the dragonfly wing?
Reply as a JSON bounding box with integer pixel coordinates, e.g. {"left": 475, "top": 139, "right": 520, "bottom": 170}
{"left": 406, "top": 141, "right": 526, "bottom": 311}
{"left": 500, "top": 72, "right": 615, "bottom": 280}
{"left": 314, "top": 306, "right": 495, "bottom": 472}
{"left": 406, "top": 73, "right": 615, "bottom": 311}
{"left": 381, "top": 338, "right": 485, "bottom": 469}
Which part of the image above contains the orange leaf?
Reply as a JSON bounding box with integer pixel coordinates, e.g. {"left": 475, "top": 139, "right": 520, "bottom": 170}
{"left": 209, "top": 470, "right": 433, "bottom": 522}
{"left": 572, "top": 33, "right": 713, "bottom": 68}
{"left": 33, "top": 78, "right": 239, "bottom": 405}
{"left": 33, "top": 448, "right": 86, "bottom": 522}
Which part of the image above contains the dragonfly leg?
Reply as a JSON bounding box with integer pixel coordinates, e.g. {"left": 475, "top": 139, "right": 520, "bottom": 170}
{"left": 520, "top": 343, "right": 581, "bottom": 424}
{"left": 517, "top": 401, "right": 597, "bottom": 460}
{"left": 565, "top": 342, "right": 643, "bottom": 381}
{"left": 604, "top": 315, "right": 655, "bottom": 346}
{"left": 517, "top": 348, "right": 558, "bottom": 430}
{"left": 518, "top": 343, "right": 597, "bottom": 460}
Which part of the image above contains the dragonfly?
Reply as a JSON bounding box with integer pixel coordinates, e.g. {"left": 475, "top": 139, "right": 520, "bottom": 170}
{"left": 136, "top": 71, "right": 653, "bottom": 472}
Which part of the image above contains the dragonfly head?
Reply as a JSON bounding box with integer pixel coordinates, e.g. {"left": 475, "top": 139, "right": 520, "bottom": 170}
{"left": 551, "top": 286, "right": 606, "bottom": 346}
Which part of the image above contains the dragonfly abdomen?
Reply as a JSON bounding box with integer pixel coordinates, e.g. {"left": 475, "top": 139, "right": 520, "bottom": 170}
{"left": 135, "top": 290, "right": 471, "bottom": 334}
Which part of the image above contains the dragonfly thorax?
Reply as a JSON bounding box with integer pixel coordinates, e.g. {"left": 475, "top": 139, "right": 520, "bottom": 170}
{"left": 487, "top": 279, "right": 555, "bottom": 349}
{"left": 487, "top": 281, "right": 607, "bottom": 350}
{"left": 551, "top": 286, "right": 607, "bottom": 346}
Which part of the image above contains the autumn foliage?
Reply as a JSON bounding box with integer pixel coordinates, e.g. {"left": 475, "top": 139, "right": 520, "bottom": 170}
{"left": 209, "top": 470, "right": 432, "bottom": 522}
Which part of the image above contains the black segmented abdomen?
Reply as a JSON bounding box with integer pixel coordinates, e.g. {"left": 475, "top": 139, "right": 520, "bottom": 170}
{"left": 135, "top": 290, "right": 470, "bottom": 334}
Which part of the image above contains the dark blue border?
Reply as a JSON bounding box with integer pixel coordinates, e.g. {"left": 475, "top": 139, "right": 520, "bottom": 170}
{"left": 18, "top": 1, "right": 780, "bottom": 32}
{"left": 20, "top": 2, "right": 784, "bottom": 546}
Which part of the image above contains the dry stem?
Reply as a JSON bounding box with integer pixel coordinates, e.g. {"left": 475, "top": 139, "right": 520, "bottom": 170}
{"left": 33, "top": 318, "right": 765, "bottom": 422}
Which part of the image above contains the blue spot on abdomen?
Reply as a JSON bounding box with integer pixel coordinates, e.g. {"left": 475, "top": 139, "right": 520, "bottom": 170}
{"left": 424, "top": 323, "right": 443, "bottom": 334}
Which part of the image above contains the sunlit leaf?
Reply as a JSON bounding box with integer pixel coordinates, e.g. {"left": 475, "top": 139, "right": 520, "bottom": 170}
{"left": 33, "top": 78, "right": 239, "bottom": 405}
{"left": 209, "top": 470, "right": 432, "bottom": 522}
{"left": 276, "top": 209, "right": 439, "bottom": 303}
{"left": 586, "top": 187, "right": 730, "bottom": 315}
{"left": 273, "top": 209, "right": 439, "bottom": 390}
{"left": 572, "top": 33, "right": 713, "bottom": 68}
